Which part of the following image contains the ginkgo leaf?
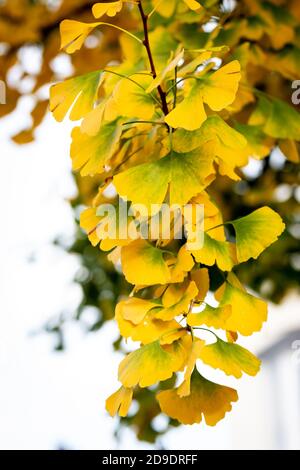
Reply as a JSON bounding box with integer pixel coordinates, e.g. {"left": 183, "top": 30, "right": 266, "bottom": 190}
{"left": 60, "top": 20, "right": 100, "bottom": 54}
{"left": 71, "top": 119, "right": 122, "bottom": 176}
{"left": 201, "top": 60, "right": 241, "bottom": 111}
{"left": 92, "top": 1, "right": 123, "bottom": 19}
{"left": 183, "top": 0, "right": 202, "bottom": 11}
{"left": 187, "top": 304, "right": 232, "bottom": 330}
{"left": 154, "top": 281, "right": 198, "bottom": 321}
{"left": 177, "top": 339, "right": 205, "bottom": 397}
{"left": 215, "top": 273, "right": 268, "bottom": 336}
{"left": 157, "top": 370, "right": 238, "bottom": 425}
{"left": 199, "top": 338, "right": 261, "bottom": 378}
{"left": 190, "top": 268, "right": 209, "bottom": 301}
{"left": 50, "top": 71, "right": 102, "bottom": 122}
{"left": 168, "top": 245, "right": 195, "bottom": 283}
{"left": 165, "top": 61, "right": 241, "bottom": 131}
{"left": 116, "top": 303, "right": 185, "bottom": 345}
{"left": 165, "top": 81, "right": 207, "bottom": 131}
{"left": 190, "top": 232, "right": 237, "bottom": 271}
{"left": 114, "top": 143, "right": 215, "bottom": 209}
{"left": 118, "top": 338, "right": 189, "bottom": 388}
{"left": 113, "top": 75, "right": 156, "bottom": 120}
{"left": 121, "top": 239, "right": 171, "bottom": 286}
{"left": 106, "top": 386, "right": 133, "bottom": 418}
{"left": 118, "top": 297, "right": 159, "bottom": 325}
{"left": 249, "top": 96, "right": 300, "bottom": 141}
{"left": 230, "top": 207, "right": 285, "bottom": 263}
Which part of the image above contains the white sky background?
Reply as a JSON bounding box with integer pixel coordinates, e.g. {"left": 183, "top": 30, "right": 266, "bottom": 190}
{"left": 0, "top": 93, "right": 300, "bottom": 449}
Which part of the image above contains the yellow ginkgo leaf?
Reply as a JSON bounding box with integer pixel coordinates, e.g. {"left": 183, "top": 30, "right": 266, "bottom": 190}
{"left": 168, "top": 245, "right": 195, "bottom": 283}
{"left": 230, "top": 207, "right": 285, "bottom": 263}
{"left": 105, "top": 386, "right": 133, "bottom": 418}
{"left": 50, "top": 71, "right": 102, "bottom": 122}
{"left": 121, "top": 239, "right": 171, "bottom": 286}
{"left": 202, "top": 60, "right": 241, "bottom": 111}
{"left": 157, "top": 370, "right": 238, "bottom": 425}
{"left": 92, "top": 1, "right": 123, "bottom": 19}
{"left": 165, "top": 61, "right": 241, "bottom": 131}
{"left": 177, "top": 339, "right": 205, "bottom": 397}
{"left": 71, "top": 119, "right": 122, "bottom": 176}
{"left": 215, "top": 273, "right": 268, "bottom": 336}
{"left": 114, "top": 143, "right": 215, "bottom": 209}
{"left": 187, "top": 304, "right": 232, "bottom": 330}
{"left": 60, "top": 20, "right": 100, "bottom": 54}
{"left": 183, "top": 0, "right": 202, "bottom": 11}
{"left": 113, "top": 75, "right": 156, "bottom": 120}
{"left": 199, "top": 338, "right": 261, "bottom": 378}
{"left": 154, "top": 281, "right": 198, "bottom": 321}
{"left": 116, "top": 304, "right": 185, "bottom": 345}
{"left": 118, "top": 338, "right": 189, "bottom": 388}
{"left": 191, "top": 232, "right": 237, "bottom": 272}
{"left": 190, "top": 268, "right": 209, "bottom": 301}
{"left": 165, "top": 81, "right": 207, "bottom": 131}
{"left": 118, "top": 297, "right": 159, "bottom": 325}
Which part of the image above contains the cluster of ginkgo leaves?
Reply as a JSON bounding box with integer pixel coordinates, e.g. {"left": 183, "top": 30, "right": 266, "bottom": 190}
{"left": 49, "top": 0, "right": 291, "bottom": 427}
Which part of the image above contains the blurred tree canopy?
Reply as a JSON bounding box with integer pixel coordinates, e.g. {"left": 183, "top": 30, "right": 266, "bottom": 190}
{"left": 1, "top": 0, "right": 299, "bottom": 443}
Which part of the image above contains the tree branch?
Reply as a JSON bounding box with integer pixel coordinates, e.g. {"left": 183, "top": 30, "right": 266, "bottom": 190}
{"left": 137, "top": 0, "right": 169, "bottom": 116}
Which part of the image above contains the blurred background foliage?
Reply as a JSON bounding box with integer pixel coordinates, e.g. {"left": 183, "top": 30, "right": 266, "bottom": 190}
{"left": 0, "top": 0, "right": 299, "bottom": 443}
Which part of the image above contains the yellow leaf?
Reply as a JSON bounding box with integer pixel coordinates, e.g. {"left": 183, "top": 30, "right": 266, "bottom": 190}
{"left": 190, "top": 268, "right": 210, "bottom": 301}
{"left": 165, "top": 61, "right": 241, "bottom": 131}
{"left": 71, "top": 119, "right": 122, "bottom": 176}
{"left": 215, "top": 273, "right": 268, "bottom": 336}
{"left": 230, "top": 207, "right": 285, "bottom": 263}
{"left": 199, "top": 338, "right": 261, "bottom": 378}
{"left": 113, "top": 75, "right": 155, "bottom": 120}
{"left": 202, "top": 60, "right": 241, "bottom": 111}
{"left": 50, "top": 71, "right": 102, "bottom": 122}
{"left": 116, "top": 302, "right": 185, "bottom": 345}
{"left": 187, "top": 304, "right": 232, "bottom": 330}
{"left": 154, "top": 281, "right": 198, "bottom": 321}
{"left": 168, "top": 245, "right": 195, "bottom": 283}
{"left": 190, "top": 232, "right": 237, "bottom": 271}
{"left": 121, "top": 240, "right": 171, "bottom": 286}
{"left": 165, "top": 81, "right": 207, "bottom": 131}
{"left": 157, "top": 370, "right": 238, "bottom": 425}
{"left": 177, "top": 339, "right": 205, "bottom": 397}
{"left": 60, "top": 20, "right": 100, "bottom": 54}
{"left": 183, "top": 0, "right": 202, "bottom": 11}
{"left": 118, "top": 338, "right": 189, "bottom": 388}
{"left": 92, "top": 1, "right": 123, "bottom": 19}
{"left": 118, "top": 297, "right": 158, "bottom": 325}
{"left": 114, "top": 142, "right": 215, "bottom": 209}
{"left": 105, "top": 386, "right": 133, "bottom": 418}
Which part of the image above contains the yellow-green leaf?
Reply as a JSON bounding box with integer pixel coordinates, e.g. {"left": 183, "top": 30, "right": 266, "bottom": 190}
{"left": 199, "top": 338, "right": 261, "bottom": 378}
{"left": 118, "top": 338, "right": 189, "bottom": 388}
{"left": 187, "top": 304, "right": 231, "bottom": 330}
{"left": 231, "top": 207, "right": 285, "bottom": 263}
{"left": 215, "top": 273, "right": 268, "bottom": 336}
{"left": 70, "top": 119, "right": 122, "bottom": 176}
{"left": 114, "top": 142, "right": 215, "bottom": 209}
{"left": 50, "top": 71, "right": 102, "bottom": 122}
{"left": 121, "top": 239, "right": 171, "bottom": 286}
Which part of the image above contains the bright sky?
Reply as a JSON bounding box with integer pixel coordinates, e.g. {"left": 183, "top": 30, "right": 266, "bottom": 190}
{"left": 0, "top": 96, "right": 299, "bottom": 450}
